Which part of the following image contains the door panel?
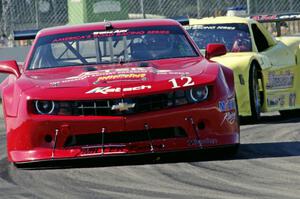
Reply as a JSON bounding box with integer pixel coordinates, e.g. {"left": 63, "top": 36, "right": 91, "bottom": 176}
{"left": 251, "top": 23, "right": 298, "bottom": 111}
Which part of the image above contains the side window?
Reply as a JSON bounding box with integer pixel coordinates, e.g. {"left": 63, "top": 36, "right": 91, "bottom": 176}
{"left": 251, "top": 24, "right": 269, "bottom": 52}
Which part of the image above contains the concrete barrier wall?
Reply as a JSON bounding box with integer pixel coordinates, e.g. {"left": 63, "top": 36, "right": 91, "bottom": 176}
{"left": 0, "top": 46, "right": 31, "bottom": 83}
{"left": 0, "top": 46, "right": 31, "bottom": 62}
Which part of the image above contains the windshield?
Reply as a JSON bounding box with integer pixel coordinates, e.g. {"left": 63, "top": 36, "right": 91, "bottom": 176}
{"left": 185, "top": 23, "right": 252, "bottom": 52}
{"left": 28, "top": 25, "right": 198, "bottom": 70}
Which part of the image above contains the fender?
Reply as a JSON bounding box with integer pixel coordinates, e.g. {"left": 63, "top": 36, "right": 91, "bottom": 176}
{"left": 2, "top": 83, "right": 22, "bottom": 117}
{"left": 211, "top": 53, "right": 262, "bottom": 116}
{"left": 220, "top": 65, "right": 234, "bottom": 94}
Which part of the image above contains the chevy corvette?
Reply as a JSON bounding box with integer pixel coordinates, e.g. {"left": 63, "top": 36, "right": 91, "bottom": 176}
{"left": 0, "top": 19, "right": 239, "bottom": 165}
{"left": 184, "top": 14, "right": 300, "bottom": 121}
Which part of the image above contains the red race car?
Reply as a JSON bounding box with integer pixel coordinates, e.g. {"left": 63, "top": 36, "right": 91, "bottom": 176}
{"left": 0, "top": 19, "right": 239, "bottom": 166}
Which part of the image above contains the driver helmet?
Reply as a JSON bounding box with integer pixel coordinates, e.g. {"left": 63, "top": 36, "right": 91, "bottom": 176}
{"left": 232, "top": 32, "right": 251, "bottom": 52}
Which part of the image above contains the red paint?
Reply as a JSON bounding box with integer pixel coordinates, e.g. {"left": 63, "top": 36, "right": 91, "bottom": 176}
{"left": 0, "top": 19, "right": 239, "bottom": 164}
{"left": 205, "top": 43, "right": 227, "bottom": 60}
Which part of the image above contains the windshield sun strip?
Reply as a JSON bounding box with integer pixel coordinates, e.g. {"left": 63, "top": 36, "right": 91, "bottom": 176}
{"left": 27, "top": 25, "right": 200, "bottom": 70}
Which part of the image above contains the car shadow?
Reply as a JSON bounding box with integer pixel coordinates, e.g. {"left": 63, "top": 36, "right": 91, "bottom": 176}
{"left": 240, "top": 115, "right": 300, "bottom": 125}
{"left": 16, "top": 141, "right": 300, "bottom": 170}
{"left": 15, "top": 115, "right": 300, "bottom": 170}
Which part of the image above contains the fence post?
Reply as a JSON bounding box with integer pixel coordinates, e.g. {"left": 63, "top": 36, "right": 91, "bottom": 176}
{"left": 139, "top": 0, "right": 146, "bottom": 19}
{"left": 35, "top": 0, "right": 39, "bottom": 29}
{"left": 1, "top": 0, "right": 10, "bottom": 36}
{"left": 247, "top": 0, "right": 251, "bottom": 15}
{"left": 197, "top": 0, "right": 201, "bottom": 18}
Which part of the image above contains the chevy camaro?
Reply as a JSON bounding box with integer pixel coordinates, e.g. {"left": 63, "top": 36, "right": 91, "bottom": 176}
{"left": 0, "top": 19, "right": 239, "bottom": 166}
{"left": 184, "top": 15, "right": 300, "bottom": 121}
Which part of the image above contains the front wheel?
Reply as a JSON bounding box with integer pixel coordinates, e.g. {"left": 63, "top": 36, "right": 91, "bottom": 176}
{"left": 249, "top": 64, "right": 262, "bottom": 121}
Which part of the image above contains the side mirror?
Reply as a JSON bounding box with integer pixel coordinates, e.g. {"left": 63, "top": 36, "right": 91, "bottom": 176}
{"left": 205, "top": 43, "right": 227, "bottom": 60}
{"left": 0, "top": 60, "right": 21, "bottom": 78}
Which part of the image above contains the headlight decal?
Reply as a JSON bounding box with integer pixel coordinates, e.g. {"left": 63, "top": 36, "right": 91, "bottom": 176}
{"left": 186, "top": 86, "right": 209, "bottom": 103}
{"left": 35, "top": 100, "right": 56, "bottom": 114}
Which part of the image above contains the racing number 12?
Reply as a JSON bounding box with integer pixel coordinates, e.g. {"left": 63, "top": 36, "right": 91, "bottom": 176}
{"left": 169, "top": 77, "right": 195, "bottom": 89}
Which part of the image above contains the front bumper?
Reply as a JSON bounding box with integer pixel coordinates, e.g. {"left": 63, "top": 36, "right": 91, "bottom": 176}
{"left": 7, "top": 101, "right": 239, "bottom": 163}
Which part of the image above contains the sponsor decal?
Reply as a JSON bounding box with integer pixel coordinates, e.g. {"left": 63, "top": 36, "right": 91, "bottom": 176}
{"left": 186, "top": 25, "right": 236, "bottom": 30}
{"left": 251, "top": 15, "right": 277, "bottom": 21}
{"left": 267, "top": 95, "right": 285, "bottom": 107}
{"left": 93, "top": 29, "right": 128, "bottom": 36}
{"left": 187, "top": 139, "right": 202, "bottom": 146}
{"left": 289, "top": 93, "right": 296, "bottom": 107}
{"left": 81, "top": 147, "right": 102, "bottom": 155}
{"left": 266, "top": 70, "right": 294, "bottom": 89}
{"left": 53, "top": 35, "right": 93, "bottom": 43}
{"left": 187, "top": 138, "right": 217, "bottom": 146}
{"left": 53, "top": 30, "right": 171, "bottom": 42}
{"left": 66, "top": 68, "right": 187, "bottom": 80}
{"left": 67, "top": 68, "right": 146, "bottom": 80}
{"left": 251, "top": 13, "right": 300, "bottom": 21}
{"left": 93, "top": 30, "right": 170, "bottom": 38}
{"left": 224, "top": 111, "right": 236, "bottom": 124}
{"left": 50, "top": 68, "right": 189, "bottom": 86}
{"left": 81, "top": 145, "right": 126, "bottom": 155}
{"left": 86, "top": 85, "right": 152, "bottom": 94}
{"left": 267, "top": 93, "right": 296, "bottom": 107}
{"left": 94, "top": 73, "right": 146, "bottom": 84}
{"left": 218, "top": 98, "right": 236, "bottom": 112}
{"left": 201, "top": 138, "right": 218, "bottom": 145}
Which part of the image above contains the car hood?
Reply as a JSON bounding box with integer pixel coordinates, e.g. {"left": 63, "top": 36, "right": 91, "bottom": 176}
{"left": 21, "top": 58, "right": 219, "bottom": 100}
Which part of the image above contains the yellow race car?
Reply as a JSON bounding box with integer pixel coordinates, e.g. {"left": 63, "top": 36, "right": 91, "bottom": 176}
{"left": 183, "top": 14, "right": 300, "bottom": 121}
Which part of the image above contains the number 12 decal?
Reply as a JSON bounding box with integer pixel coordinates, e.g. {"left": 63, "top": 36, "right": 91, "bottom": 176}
{"left": 169, "top": 77, "right": 195, "bottom": 89}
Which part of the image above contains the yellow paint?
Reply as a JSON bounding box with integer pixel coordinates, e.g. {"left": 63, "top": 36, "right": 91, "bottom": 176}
{"left": 185, "top": 16, "right": 300, "bottom": 116}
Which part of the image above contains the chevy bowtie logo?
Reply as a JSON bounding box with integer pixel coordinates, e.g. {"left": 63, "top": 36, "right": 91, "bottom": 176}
{"left": 111, "top": 102, "right": 136, "bottom": 111}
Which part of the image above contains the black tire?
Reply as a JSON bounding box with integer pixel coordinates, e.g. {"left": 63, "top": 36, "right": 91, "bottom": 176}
{"left": 249, "top": 63, "right": 262, "bottom": 121}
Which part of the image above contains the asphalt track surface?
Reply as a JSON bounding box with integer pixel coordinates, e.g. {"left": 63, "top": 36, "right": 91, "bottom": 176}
{"left": 0, "top": 106, "right": 300, "bottom": 199}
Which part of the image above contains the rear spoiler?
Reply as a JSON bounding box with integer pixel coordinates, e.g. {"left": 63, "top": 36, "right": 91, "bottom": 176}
{"left": 13, "top": 29, "right": 40, "bottom": 40}
{"left": 250, "top": 12, "right": 300, "bottom": 36}
{"left": 250, "top": 12, "right": 300, "bottom": 23}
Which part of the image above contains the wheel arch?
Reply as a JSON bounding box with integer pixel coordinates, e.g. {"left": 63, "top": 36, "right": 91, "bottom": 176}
{"left": 248, "top": 59, "right": 265, "bottom": 121}
{"left": 249, "top": 59, "right": 264, "bottom": 106}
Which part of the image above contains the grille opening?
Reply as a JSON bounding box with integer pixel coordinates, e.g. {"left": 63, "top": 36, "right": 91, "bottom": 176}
{"left": 32, "top": 90, "right": 191, "bottom": 116}
{"left": 64, "top": 127, "right": 187, "bottom": 147}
